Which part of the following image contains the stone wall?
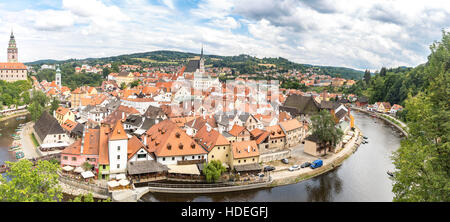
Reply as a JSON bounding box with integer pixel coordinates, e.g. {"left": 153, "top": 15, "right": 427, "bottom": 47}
{"left": 59, "top": 175, "right": 109, "bottom": 197}
{"left": 260, "top": 149, "right": 291, "bottom": 163}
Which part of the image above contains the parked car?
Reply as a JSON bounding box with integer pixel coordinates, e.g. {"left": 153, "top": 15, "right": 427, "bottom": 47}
{"left": 264, "top": 166, "right": 276, "bottom": 172}
{"left": 257, "top": 173, "right": 265, "bottom": 177}
{"left": 288, "top": 165, "right": 300, "bottom": 171}
{"left": 300, "top": 162, "right": 311, "bottom": 168}
{"left": 310, "top": 159, "right": 323, "bottom": 169}
{"left": 281, "top": 158, "right": 289, "bottom": 164}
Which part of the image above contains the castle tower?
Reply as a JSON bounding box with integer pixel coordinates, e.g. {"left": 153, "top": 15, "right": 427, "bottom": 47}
{"left": 7, "top": 30, "right": 18, "bottom": 63}
{"left": 55, "top": 65, "right": 62, "bottom": 88}
{"left": 199, "top": 44, "right": 205, "bottom": 74}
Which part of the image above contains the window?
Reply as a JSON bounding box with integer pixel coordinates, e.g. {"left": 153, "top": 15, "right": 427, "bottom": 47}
{"left": 192, "top": 156, "right": 195, "bottom": 160}
{"left": 253, "top": 158, "right": 255, "bottom": 162}
{"left": 244, "top": 159, "right": 246, "bottom": 163}
{"left": 63, "top": 156, "right": 68, "bottom": 160}
{"left": 163, "top": 157, "right": 166, "bottom": 161}
{"left": 138, "top": 154, "right": 146, "bottom": 159}
{"left": 226, "top": 154, "right": 228, "bottom": 157}
{"left": 211, "top": 155, "right": 214, "bottom": 159}
{"left": 103, "top": 165, "right": 106, "bottom": 170}
{"left": 117, "top": 146, "right": 120, "bottom": 151}
{"left": 238, "top": 160, "right": 241, "bottom": 163}
{"left": 72, "top": 157, "right": 76, "bottom": 161}
{"left": 117, "top": 155, "right": 120, "bottom": 160}
{"left": 117, "top": 164, "right": 120, "bottom": 169}
{"left": 172, "top": 157, "right": 175, "bottom": 161}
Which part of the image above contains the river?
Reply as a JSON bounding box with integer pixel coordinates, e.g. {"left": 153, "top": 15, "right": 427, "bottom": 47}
{"left": 140, "top": 111, "right": 403, "bottom": 202}
{"left": 0, "top": 114, "right": 31, "bottom": 166}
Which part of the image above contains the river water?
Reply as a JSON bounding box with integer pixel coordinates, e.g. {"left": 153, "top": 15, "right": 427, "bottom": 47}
{"left": 0, "top": 115, "right": 31, "bottom": 166}
{"left": 140, "top": 111, "right": 403, "bottom": 202}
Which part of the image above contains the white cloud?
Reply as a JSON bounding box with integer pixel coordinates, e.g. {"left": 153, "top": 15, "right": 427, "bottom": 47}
{"left": 0, "top": 0, "right": 448, "bottom": 71}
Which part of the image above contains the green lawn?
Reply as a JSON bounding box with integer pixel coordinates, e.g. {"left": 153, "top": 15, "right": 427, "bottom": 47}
{"left": 30, "top": 133, "right": 39, "bottom": 148}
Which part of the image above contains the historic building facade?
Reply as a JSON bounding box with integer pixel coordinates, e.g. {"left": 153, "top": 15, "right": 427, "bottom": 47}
{"left": 0, "top": 31, "right": 27, "bottom": 82}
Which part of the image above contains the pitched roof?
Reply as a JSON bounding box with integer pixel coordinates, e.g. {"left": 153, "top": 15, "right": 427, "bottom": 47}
{"left": 33, "top": 111, "right": 66, "bottom": 140}
{"left": 283, "top": 94, "right": 320, "bottom": 115}
{"left": 185, "top": 60, "right": 200, "bottom": 73}
{"left": 228, "top": 125, "right": 246, "bottom": 137}
{"left": 231, "top": 140, "right": 259, "bottom": 159}
{"left": 279, "top": 119, "right": 303, "bottom": 132}
{"left": 98, "top": 126, "right": 110, "bottom": 165}
{"left": 127, "top": 136, "right": 147, "bottom": 160}
{"left": 62, "top": 128, "right": 100, "bottom": 156}
{"left": 0, "top": 63, "right": 27, "bottom": 70}
{"left": 109, "top": 120, "right": 128, "bottom": 141}
{"left": 265, "top": 124, "right": 286, "bottom": 139}
{"left": 194, "top": 125, "right": 230, "bottom": 152}
{"left": 145, "top": 119, "right": 207, "bottom": 157}
{"left": 127, "top": 160, "right": 169, "bottom": 175}
{"left": 55, "top": 106, "right": 70, "bottom": 116}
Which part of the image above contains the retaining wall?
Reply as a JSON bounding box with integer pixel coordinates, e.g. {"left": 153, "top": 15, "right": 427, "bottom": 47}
{"left": 260, "top": 150, "right": 291, "bottom": 163}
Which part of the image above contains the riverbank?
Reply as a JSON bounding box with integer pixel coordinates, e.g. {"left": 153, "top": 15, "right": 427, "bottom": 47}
{"left": 0, "top": 110, "right": 29, "bottom": 123}
{"left": 351, "top": 106, "right": 408, "bottom": 137}
{"left": 18, "top": 122, "right": 41, "bottom": 159}
{"left": 268, "top": 127, "right": 362, "bottom": 187}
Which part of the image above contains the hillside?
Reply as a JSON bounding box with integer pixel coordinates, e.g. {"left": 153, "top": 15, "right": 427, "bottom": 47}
{"left": 25, "top": 50, "right": 364, "bottom": 80}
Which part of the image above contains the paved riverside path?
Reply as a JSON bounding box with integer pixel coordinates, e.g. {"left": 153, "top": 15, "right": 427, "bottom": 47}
{"left": 19, "top": 122, "right": 40, "bottom": 159}
{"left": 269, "top": 127, "right": 361, "bottom": 184}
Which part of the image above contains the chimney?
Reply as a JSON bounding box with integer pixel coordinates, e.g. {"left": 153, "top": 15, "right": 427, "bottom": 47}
{"left": 122, "top": 112, "right": 125, "bottom": 120}
{"left": 144, "top": 135, "right": 147, "bottom": 146}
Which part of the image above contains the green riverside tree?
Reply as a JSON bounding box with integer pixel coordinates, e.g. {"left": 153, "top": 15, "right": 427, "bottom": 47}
{"left": 202, "top": 160, "right": 227, "bottom": 183}
{"left": 310, "top": 110, "right": 344, "bottom": 155}
{"left": 0, "top": 159, "right": 63, "bottom": 202}
{"left": 391, "top": 31, "right": 450, "bottom": 202}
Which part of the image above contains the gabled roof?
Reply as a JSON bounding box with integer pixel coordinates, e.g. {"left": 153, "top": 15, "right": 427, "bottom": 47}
{"left": 194, "top": 125, "right": 230, "bottom": 152}
{"left": 265, "top": 124, "right": 286, "bottom": 139}
{"left": 145, "top": 119, "right": 207, "bottom": 157}
{"left": 33, "top": 111, "right": 66, "bottom": 140}
{"left": 231, "top": 140, "right": 259, "bottom": 159}
{"left": 185, "top": 60, "right": 200, "bottom": 73}
{"left": 228, "top": 125, "right": 247, "bottom": 137}
{"left": 283, "top": 94, "right": 320, "bottom": 115}
{"left": 127, "top": 136, "right": 147, "bottom": 160}
{"left": 62, "top": 128, "right": 100, "bottom": 156}
{"left": 109, "top": 120, "right": 128, "bottom": 141}
{"left": 98, "top": 126, "right": 110, "bottom": 165}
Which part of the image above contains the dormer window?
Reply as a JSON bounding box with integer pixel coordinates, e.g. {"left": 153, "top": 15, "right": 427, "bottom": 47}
{"left": 191, "top": 143, "right": 195, "bottom": 149}
{"left": 167, "top": 143, "right": 172, "bottom": 150}
{"left": 179, "top": 144, "right": 183, "bottom": 149}
{"left": 175, "top": 132, "right": 180, "bottom": 138}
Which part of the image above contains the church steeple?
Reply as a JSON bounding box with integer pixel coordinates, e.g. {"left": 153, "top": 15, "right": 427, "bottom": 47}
{"left": 7, "top": 29, "right": 18, "bottom": 63}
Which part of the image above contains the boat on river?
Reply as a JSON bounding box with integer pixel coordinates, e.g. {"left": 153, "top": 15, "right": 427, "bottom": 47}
{"left": 15, "top": 151, "right": 24, "bottom": 159}
{"left": 9, "top": 147, "right": 21, "bottom": 152}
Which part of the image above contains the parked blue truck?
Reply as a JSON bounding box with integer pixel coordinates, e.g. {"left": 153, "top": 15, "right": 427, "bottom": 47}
{"left": 310, "top": 159, "right": 323, "bottom": 169}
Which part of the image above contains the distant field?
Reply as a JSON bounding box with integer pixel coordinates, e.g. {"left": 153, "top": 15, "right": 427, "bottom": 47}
{"left": 134, "top": 58, "right": 179, "bottom": 64}
{"left": 258, "top": 63, "right": 276, "bottom": 68}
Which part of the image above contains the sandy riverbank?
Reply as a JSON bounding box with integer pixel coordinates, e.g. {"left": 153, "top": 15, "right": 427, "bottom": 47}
{"left": 0, "top": 110, "right": 29, "bottom": 123}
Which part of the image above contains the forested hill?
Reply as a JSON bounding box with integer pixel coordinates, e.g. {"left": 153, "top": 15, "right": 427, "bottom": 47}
{"left": 25, "top": 50, "right": 364, "bottom": 80}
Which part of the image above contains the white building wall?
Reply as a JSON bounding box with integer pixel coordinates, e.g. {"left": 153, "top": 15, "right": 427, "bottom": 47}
{"left": 108, "top": 139, "right": 128, "bottom": 174}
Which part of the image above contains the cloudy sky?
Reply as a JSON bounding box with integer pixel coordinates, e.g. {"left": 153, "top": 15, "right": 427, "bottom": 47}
{"left": 0, "top": 0, "right": 449, "bottom": 71}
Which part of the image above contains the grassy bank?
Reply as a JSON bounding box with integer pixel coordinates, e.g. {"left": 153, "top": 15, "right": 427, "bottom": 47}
{"left": 30, "top": 133, "right": 39, "bottom": 148}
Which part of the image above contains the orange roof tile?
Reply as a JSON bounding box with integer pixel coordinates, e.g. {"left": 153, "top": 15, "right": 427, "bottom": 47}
{"left": 228, "top": 125, "right": 246, "bottom": 137}
{"left": 0, "top": 63, "right": 27, "bottom": 70}
{"left": 127, "top": 136, "right": 147, "bottom": 160}
{"left": 265, "top": 125, "right": 286, "bottom": 139}
{"left": 145, "top": 119, "right": 207, "bottom": 157}
{"left": 279, "top": 119, "right": 302, "bottom": 132}
{"left": 98, "top": 126, "right": 110, "bottom": 165}
{"left": 194, "top": 125, "right": 230, "bottom": 152}
{"left": 109, "top": 120, "right": 128, "bottom": 141}
{"left": 232, "top": 140, "right": 259, "bottom": 159}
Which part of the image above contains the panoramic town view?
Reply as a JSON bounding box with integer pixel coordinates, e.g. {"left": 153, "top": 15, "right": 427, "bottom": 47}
{"left": 0, "top": 0, "right": 448, "bottom": 208}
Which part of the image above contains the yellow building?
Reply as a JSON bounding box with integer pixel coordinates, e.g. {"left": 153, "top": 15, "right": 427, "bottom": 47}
{"left": 115, "top": 71, "right": 135, "bottom": 86}
{"left": 230, "top": 140, "right": 260, "bottom": 169}
{"left": 54, "top": 106, "right": 75, "bottom": 125}
{"left": 194, "top": 126, "right": 232, "bottom": 168}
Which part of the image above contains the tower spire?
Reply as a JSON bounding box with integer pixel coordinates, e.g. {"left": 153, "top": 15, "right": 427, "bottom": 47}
{"left": 201, "top": 44, "right": 203, "bottom": 58}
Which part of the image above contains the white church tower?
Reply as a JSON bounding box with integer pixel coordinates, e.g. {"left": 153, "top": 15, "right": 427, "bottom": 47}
{"left": 55, "top": 65, "right": 61, "bottom": 88}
